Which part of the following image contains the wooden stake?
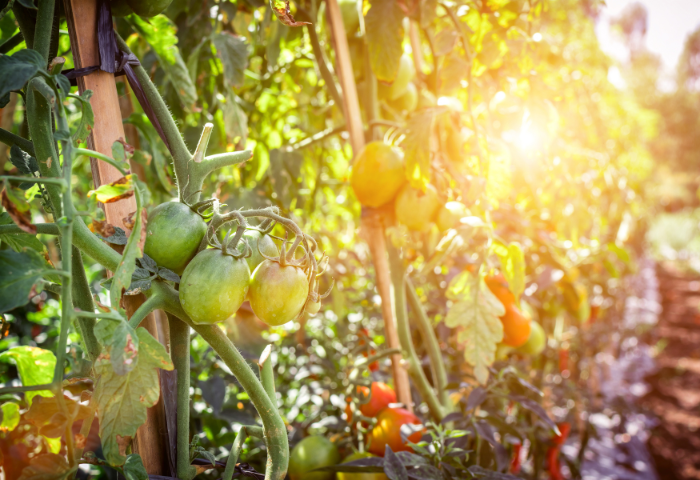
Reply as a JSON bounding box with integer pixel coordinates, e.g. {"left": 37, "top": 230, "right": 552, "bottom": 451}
{"left": 325, "top": 0, "right": 413, "bottom": 409}
{"left": 62, "top": 0, "right": 171, "bottom": 474}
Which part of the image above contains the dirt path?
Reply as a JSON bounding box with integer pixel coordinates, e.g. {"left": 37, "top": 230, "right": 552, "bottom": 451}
{"left": 642, "top": 262, "right": 700, "bottom": 480}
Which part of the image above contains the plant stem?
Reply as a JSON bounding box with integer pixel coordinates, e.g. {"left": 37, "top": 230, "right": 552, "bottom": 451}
{"left": 258, "top": 345, "right": 276, "bottom": 407}
{"left": 0, "top": 32, "right": 24, "bottom": 54}
{"left": 222, "top": 427, "right": 248, "bottom": 480}
{"left": 72, "top": 247, "right": 101, "bottom": 362}
{"left": 0, "top": 128, "right": 35, "bottom": 155}
{"left": 72, "top": 219, "right": 121, "bottom": 272}
{"left": 128, "top": 294, "right": 164, "bottom": 329}
{"left": 386, "top": 242, "right": 445, "bottom": 422}
{"left": 405, "top": 278, "right": 449, "bottom": 409}
{"left": 0, "top": 383, "right": 56, "bottom": 395}
{"left": 168, "top": 313, "right": 197, "bottom": 480}
{"left": 0, "top": 223, "right": 59, "bottom": 235}
{"left": 34, "top": 0, "right": 55, "bottom": 62}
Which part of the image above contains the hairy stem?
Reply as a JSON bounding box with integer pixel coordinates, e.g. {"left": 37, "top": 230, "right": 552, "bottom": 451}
{"left": 0, "top": 128, "right": 35, "bottom": 155}
{"left": 72, "top": 247, "right": 101, "bottom": 362}
{"left": 0, "top": 223, "right": 59, "bottom": 235}
{"left": 258, "top": 345, "right": 276, "bottom": 407}
{"left": 34, "top": 0, "right": 55, "bottom": 62}
{"left": 128, "top": 294, "right": 165, "bottom": 329}
{"left": 386, "top": 243, "right": 445, "bottom": 421}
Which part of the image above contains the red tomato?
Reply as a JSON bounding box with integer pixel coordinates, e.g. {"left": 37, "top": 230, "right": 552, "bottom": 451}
{"left": 358, "top": 382, "right": 397, "bottom": 418}
{"left": 485, "top": 273, "right": 516, "bottom": 308}
{"left": 367, "top": 407, "right": 423, "bottom": 456}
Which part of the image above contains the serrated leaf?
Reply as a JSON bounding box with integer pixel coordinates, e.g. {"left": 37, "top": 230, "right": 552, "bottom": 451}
{"left": 0, "top": 212, "right": 44, "bottom": 252}
{"left": 365, "top": 0, "right": 404, "bottom": 82}
{"left": 9, "top": 144, "right": 39, "bottom": 175}
{"left": 123, "top": 454, "right": 149, "bottom": 480}
{"left": 138, "top": 254, "right": 158, "bottom": 273}
{"left": 94, "top": 327, "right": 173, "bottom": 466}
{"left": 25, "top": 395, "right": 92, "bottom": 434}
{"left": 212, "top": 32, "right": 248, "bottom": 88}
{"left": 128, "top": 15, "right": 197, "bottom": 109}
{"left": 96, "top": 225, "right": 128, "bottom": 245}
{"left": 0, "top": 346, "right": 55, "bottom": 405}
{"left": 18, "top": 454, "right": 75, "bottom": 480}
{"left": 0, "top": 249, "right": 49, "bottom": 314}
{"left": 95, "top": 319, "right": 140, "bottom": 375}
{"left": 2, "top": 186, "right": 35, "bottom": 233}
{"left": 445, "top": 273, "right": 504, "bottom": 384}
{"left": 0, "top": 402, "right": 19, "bottom": 432}
{"left": 157, "top": 267, "right": 180, "bottom": 283}
{"left": 87, "top": 175, "right": 134, "bottom": 204}
{"left": 403, "top": 110, "right": 436, "bottom": 190}
{"left": 0, "top": 49, "right": 45, "bottom": 98}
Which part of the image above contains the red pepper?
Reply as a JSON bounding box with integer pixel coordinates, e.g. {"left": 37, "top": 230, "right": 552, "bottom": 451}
{"left": 546, "top": 422, "right": 571, "bottom": 480}
{"left": 510, "top": 443, "right": 522, "bottom": 474}
{"left": 558, "top": 348, "right": 569, "bottom": 373}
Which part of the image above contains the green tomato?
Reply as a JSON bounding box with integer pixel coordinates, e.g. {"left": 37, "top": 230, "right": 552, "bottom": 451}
{"left": 144, "top": 202, "right": 207, "bottom": 274}
{"left": 240, "top": 230, "right": 278, "bottom": 272}
{"left": 395, "top": 184, "right": 440, "bottom": 232}
{"left": 436, "top": 201, "right": 471, "bottom": 232}
{"left": 248, "top": 260, "right": 309, "bottom": 326}
{"left": 179, "top": 249, "right": 250, "bottom": 325}
{"left": 126, "top": 0, "right": 173, "bottom": 17}
{"left": 337, "top": 452, "right": 388, "bottom": 480}
{"left": 517, "top": 320, "right": 546, "bottom": 356}
{"left": 110, "top": 0, "right": 134, "bottom": 16}
{"left": 288, "top": 436, "right": 340, "bottom": 480}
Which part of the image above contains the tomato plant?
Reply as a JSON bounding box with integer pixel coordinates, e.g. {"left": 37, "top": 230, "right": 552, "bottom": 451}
{"left": 367, "top": 407, "right": 423, "bottom": 456}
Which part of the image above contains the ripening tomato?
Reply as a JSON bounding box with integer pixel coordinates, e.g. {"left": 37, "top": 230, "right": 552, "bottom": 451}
{"left": 485, "top": 273, "right": 516, "bottom": 309}
{"left": 501, "top": 306, "right": 531, "bottom": 348}
{"left": 288, "top": 436, "right": 340, "bottom": 480}
{"left": 367, "top": 407, "right": 423, "bottom": 456}
{"left": 358, "top": 382, "right": 397, "bottom": 418}
{"left": 350, "top": 142, "right": 406, "bottom": 208}
{"left": 436, "top": 201, "right": 470, "bottom": 232}
{"left": 394, "top": 184, "right": 440, "bottom": 232}
{"left": 179, "top": 249, "right": 250, "bottom": 325}
{"left": 337, "top": 452, "right": 388, "bottom": 480}
{"left": 240, "top": 230, "right": 278, "bottom": 272}
{"left": 517, "top": 320, "right": 546, "bottom": 356}
{"left": 144, "top": 202, "right": 207, "bottom": 274}
{"left": 248, "top": 260, "right": 309, "bottom": 326}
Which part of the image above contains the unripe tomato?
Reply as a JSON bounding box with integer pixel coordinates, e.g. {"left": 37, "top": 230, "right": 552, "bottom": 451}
{"left": 350, "top": 142, "right": 405, "bottom": 208}
{"left": 436, "top": 201, "right": 470, "bottom": 232}
{"left": 110, "top": 0, "right": 133, "bottom": 16}
{"left": 501, "top": 306, "right": 531, "bottom": 347}
{"left": 485, "top": 273, "right": 516, "bottom": 309}
{"left": 367, "top": 407, "right": 423, "bottom": 456}
{"left": 388, "top": 82, "right": 417, "bottom": 113}
{"left": 249, "top": 260, "right": 309, "bottom": 326}
{"left": 337, "top": 452, "right": 388, "bottom": 480}
{"left": 240, "top": 230, "right": 278, "bottom": 272}
{"left": 394, "top": 184, "right": 440, "bottom": 232}
{"left": 339, "top": 0, "right": 360, "bottom": 34}
{"left": 144, "top": 202, "right": 207, "bottom": 274}
{"left": 389, "top": 55, "right": 415, "bottom": 100}
{"left": 126, "top": 0, "right": 173, "bottom": 17}
{"left": 288, "top": 436, "right": 340, "bottom": 480}
{"left": 179, "top": 249, "right": 250, "bottom": 325}
{"left": 358, "top": 382, "right": 397, "bottom": 418}
{"left": 517, "top": 320, "right": 546, "bottom": 356}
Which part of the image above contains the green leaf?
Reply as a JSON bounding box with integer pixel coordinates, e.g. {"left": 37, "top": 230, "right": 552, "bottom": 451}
{"left": 94, "top": 327, "right": 173, "bottom": 466}
{"left": 70, "top": 90, "right": 94, "bottom": 144}
{"left": 123, "top": 454, "right": 149, "bottom": 480}
{"left": 95, "top": 318, "right": 140, "bottom": 375}
{"left": 0, "top": 346, "right": 55, "bottom": 405}
{"left": 223, "top": 93, "right": 248, "bottom": 149}
{"left": 18, "top": 454, "right": 75, "bottom": 480}
{"left": 0, "top": 402, "right": 19, "bottom": 432}
{"left": 445, "top": 273, "right": 504, "bottom": 384}
{"left": 128, "top": 15, "right": 197, "bottom": 109}
{"left": 87, "top": 175, "right": 134, "bottom": 203}
{"left": 0, "top": 212, "right": 45, "bottom": 252}
{"left": 365, "top": 0, "right": 404, "bottom": 82}
{"left": 0, "top": 249, "right": 49, "bottom": 314}
{"left": 403, "top": 110, "right": 437, "bottom": 190}
{"left": 493, "top": 241, "right": 525, "bottom": 304}
{"left": 212, "top": 32, "right": 249, "bottom": 88}
{"left": 109, "top": 185, "right": 144, "bottom": 307}
{"left": 0, "top": 49, "right": 45, "bottom": 98}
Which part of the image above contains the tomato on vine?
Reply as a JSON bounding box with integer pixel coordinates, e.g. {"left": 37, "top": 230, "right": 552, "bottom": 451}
{"left": 144, "top": 202, "right": 207, "bottom": 274}
{"left": 288, "top": 435, "right": 340, "bottom": 480}
{"left": 517, "top": 320, "right": 546, "bottom": 356}
{"left": 350, "top": 142, "right": 405, "bottom": 208}
{"left": 394, "top": 184, "right": 440, "bottom": 232}
{"left": 485, "top": 273, "right": 516, "bottom": 308}
{"left": 357, "top": 382, "right": 397, "bottom": 418}
{"left": 367, "top": 407, "right": 423, "bottom": 456}
{"left": 500, "top": 306, "right": 531, "bottom": 347}
{"left": 179, "top": 248, "right": 250, "bottom": 325}
{"left": 249, "top": 259, "right": 309, "bottom": 326}
{"left": 240, "top": 230, "right": 278, "bottom": 272}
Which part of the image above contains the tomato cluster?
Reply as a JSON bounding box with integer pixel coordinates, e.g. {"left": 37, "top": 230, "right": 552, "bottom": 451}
{"left": 144, "top": 200, "right": 325, "bottom": 327}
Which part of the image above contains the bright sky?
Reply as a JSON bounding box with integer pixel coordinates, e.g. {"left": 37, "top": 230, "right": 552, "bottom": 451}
{"left": 596, "top": 0, "right": 700, "bottom": 73}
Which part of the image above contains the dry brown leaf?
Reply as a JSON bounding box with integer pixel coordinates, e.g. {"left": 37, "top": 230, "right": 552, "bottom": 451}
{"left": 1, "top": 189, "right": 36, "bottom": 234}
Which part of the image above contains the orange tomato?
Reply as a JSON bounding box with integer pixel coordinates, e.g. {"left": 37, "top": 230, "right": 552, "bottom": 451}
{"left": 501, "top": 306, "right": 531, "bottom": 347}
{"left": 485, "top": 273, "right": 516, "bottom": 308}
{"left": 367, "top": 407, "right": 423, "bottom": 456}
{"left": 350, "top": 142, "right": 405, "bottom": 208}
{"left": 358, "top": 382, "right": 397, "bottom": 418}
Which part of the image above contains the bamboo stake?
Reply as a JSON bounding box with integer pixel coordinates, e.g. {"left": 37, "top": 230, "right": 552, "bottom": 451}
{"left": 62, "top": 0, "right": 170, "bottom": 474}
{"left": 325, "top": 0, "right": 413, "bottom": 410}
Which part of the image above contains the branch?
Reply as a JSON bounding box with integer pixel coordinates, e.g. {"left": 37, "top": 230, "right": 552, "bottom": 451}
{"left": 0, "top": 128, "right": 35, "bottom": 156}
{"left": 72, "top": 247, "right": 101, "bottom": 362}
{"left": 34, "top": 0, "right": 56, "bottom": 62}
{"left": 128, "top": 294, "right": 165, "bottom": 329}
{"left": 0, "top": 32, "right": 24, "bottom": 54}
{"left": 258, "top": 345, "right": 276, "bottom": 407}
{"left": 0, "top": 223, "right": 59, "bottom": 235}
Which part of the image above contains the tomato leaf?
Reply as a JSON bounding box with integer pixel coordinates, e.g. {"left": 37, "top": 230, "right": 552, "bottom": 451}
{"left": 445, "top": 273, "right": 504, "bottom": 384}
{"left": 25, "top": 395, "right": 92, "bottom": 437}
{"left": 0, "top": 249, "right": 50, "bottom": 314}
{"left": 403, "top": 110, "right": 438, "bottom": 190}
{"left": 95, "top": 224, "right": 128, "bottom": 245}
{"left": 9, "top": 145, "right": 40, "bottom": 189}
{"left": 87, "top": 175, "right": 134, "bottom": 204}
{"left": 94, "top": 326, "right": 173, "bottom": 466}
{"left": 269, "top": 0, "right": 310, "bottom": 26}
{"left": 364, "top": 0, "right": 405, "bottom": 82}
{"left": 0, "top": 49, "right": 45, "bottom": 99}
{"left": 123, "top": 454, "right": 149, "bottom": 480}
{"left": 0, "top": 346, "right": 55, "bottom": 405}
{"left": 17, "top": 453, "right": 75, "bottom": 480}
{"left": 0, "top": 212, "right": 44, "bottom": 252}
{"left": 0, "top": 402, "right": 20, "bottom": 432}
{"left": 212, "top": 32, "right": 249, "bottom": 88}
{"left": 2, "top": 186, "right": 36, "bottom": 234}
{"left": 110, "top": 183, "right": 145, "bottom": 307}
{"left": 95, "top": 319, "right": 140, "bottom": 375}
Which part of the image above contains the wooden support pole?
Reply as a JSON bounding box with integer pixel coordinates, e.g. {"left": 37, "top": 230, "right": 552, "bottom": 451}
{"left": 325, "top": 0, "right": 413, "bottom": 410}
{"left": 62, "top": 0, "right": 171, "bottom": 474}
